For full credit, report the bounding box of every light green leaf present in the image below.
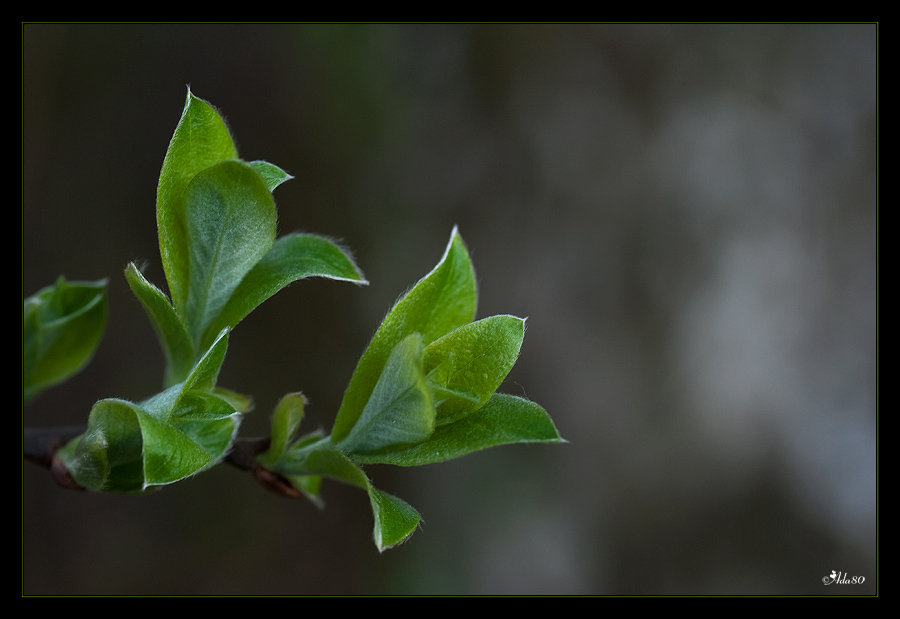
[275,438,369,488]
[180,160,277,344]
[157,89,239,313]
[332,227,476,443]
[135,408,219,487]
[336,333,435,456]
[23,277,107,402]
[424,315,525,426]
[181,328,230,394]
[350,393,565,467]
[369,488,421,551]
[201,233,366,350]
[249,160,294,192]
[124,263,194,387]
[211,386,254,414]
[258,392,308,467]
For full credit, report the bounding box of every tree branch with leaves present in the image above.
[23,89,564,552]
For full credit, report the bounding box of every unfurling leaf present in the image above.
[55,330,240,493]
[26,86,563,556]
[157,89,239,314]
[332,227,475,443]
[23,277,107,402]
[336,333,435,455]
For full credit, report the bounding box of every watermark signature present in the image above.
[822,570,866,585]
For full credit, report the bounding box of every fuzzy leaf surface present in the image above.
[424,315,524,426]
[258,392,307,467]
[125,263,194,386]
[157,89,238,312]
[55,331,240,493]
[180,159,277,345]
[350,393,564,467]
[201,233,366,349]
[336,333,435,456]
[249,160,294,192]
[332,227,475,443]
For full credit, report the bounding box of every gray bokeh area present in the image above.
[23,24,877,595]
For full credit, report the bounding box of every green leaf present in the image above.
[23,277,107,402]
[249,160,294,192]
[212,387,254,413]
[201,233,366,350]
[258,392,308,467]
[350,393,565,467]
[332,227,476,443]
[153,90,364,365]
[336,333,435,456]
[55,330,240,493]
[180,159,277,344]
[424,315,525,426]
[124,263,195,387]
[55,398,145,493]
[135,406,222,487]
[369,487,421,552]
[269,439,421,551]
[284,474,324,507]
[157,89,239,313]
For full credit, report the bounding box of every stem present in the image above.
[23,426,297,495]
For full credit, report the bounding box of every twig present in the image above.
[23,427,299,497]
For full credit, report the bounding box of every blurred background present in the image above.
[23,23,876,595]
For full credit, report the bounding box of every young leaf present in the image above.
[23,277,107,402]
[424,315,525,426]
[332,227,476,443]
[336,333,435,456]
[350,393,565,467]
[158,89,239,313]
[179,160,277,344]
[55,398,146,493]
[200,233,366,351]
[268,439,421,551]
[124,263,194,387]
[249,160,294,192]
[369,487,421,552]
[55,330,241,493]
[258,392,308,467]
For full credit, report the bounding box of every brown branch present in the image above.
[23,426,85,469]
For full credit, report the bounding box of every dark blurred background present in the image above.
[23,23,876,595]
